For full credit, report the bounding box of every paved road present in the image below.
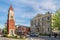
[28,36,60,40]
[0,36,60,40]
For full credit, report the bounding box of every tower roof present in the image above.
[9,5,13,11]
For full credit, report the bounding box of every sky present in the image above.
[0,0,60,29]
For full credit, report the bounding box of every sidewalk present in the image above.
[6,38,29,40]
[0,37,29,40]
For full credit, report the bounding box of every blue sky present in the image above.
[0,0,60,29]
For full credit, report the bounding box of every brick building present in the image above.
[0,29,2,34]
[16,25,30,36]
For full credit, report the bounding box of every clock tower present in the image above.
[7,5,16,36]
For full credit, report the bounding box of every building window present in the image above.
[31,20,33,26]
[42,18,44,21]
[42,22,43,26]
[42,28,44,32]
[47,16,50,20]
[38,19,40,25]
[48,27,49,32]
[34,20,36,26]
[37,28,39,32]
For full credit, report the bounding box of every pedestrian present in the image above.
[49,34,51,37]
[54,33,57,38]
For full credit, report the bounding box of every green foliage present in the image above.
[53,10,60,30]
[39,33,49,36]
[3,26,7,34]
[2,26,8,37]
[8,36,17,38]
[3,34,7,37]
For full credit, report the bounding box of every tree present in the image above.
[2,26,8,37]
[53,10,60,30]
[2,26,7,34]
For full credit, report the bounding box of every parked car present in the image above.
[30,33,38,37]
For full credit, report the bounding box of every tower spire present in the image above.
[9,5,13,11]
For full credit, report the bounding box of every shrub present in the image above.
[3,34,7,37]
[12,36,17,38]
[39,33,49,36]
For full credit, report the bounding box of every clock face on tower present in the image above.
[11,16,13,18]
[11,16,13,19]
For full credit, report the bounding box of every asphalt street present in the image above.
[28,36,60,40]
[0,36,60,40]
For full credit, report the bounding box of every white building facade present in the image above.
[30,12,52,35]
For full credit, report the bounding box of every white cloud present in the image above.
[14,7,36,18]
[40,1,56,11]
[10,0,57,14]
[15,19,30,26]
[0,24,5,29]
[15,19,26,23]
[10,0,58,26]
[16,22,30,26]
[13,0,58,26]
[20,13,36,18]
[18,0,57,13]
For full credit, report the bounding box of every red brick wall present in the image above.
[7,19,15,34]
[18,26,30,35]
